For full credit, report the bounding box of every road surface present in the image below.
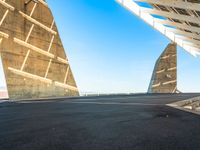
[1,94,200,150]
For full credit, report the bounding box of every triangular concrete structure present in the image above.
[0,0,79,99]
[148,43,177,93]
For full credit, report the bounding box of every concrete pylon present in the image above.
[0,0,79,99]
[148,43,177,93]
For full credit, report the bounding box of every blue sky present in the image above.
[1,0,200,93]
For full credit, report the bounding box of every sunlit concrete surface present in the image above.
[148,43,177,93]
[0,0,79,100]
[168,96,200,115]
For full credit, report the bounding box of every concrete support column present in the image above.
[0,0,79,99]
[148,43,177,93]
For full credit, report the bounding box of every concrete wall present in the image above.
[0,0,79,99]
[148,43,177,93]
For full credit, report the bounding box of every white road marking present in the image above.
[67,101,163,106]
[13,96,168,103]
[0,100,9,103]
[12,95,195,104]
[65,95,173,102]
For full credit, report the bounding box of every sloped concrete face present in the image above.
[0,0,79,99]
[167,96,200,115]
[148,43,177,93]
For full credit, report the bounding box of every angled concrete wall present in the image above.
[0,0,79,99]
[148,43,177,93]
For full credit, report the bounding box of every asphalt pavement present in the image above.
[1,93,200,150]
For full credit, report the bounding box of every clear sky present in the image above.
[0,0,200,93]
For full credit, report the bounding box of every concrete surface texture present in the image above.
[1,93,200,150]
[148,43,177,93]
[0,0,79,100]
[168,96,200,115]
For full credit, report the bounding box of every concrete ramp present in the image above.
[167,96,200,115]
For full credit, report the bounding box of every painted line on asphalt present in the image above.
[0,100,9,103]
[67,101,164,106]
[14,96,165,104]
[13,95,197,104]
[65,95,195,102]
[12,96,154,103]
[63,96,173,102]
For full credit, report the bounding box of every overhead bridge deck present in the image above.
[117,0,200,56]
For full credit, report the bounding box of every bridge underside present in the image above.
[0,0,79,99]
[116,0,199,93]
[117,0,200,56]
